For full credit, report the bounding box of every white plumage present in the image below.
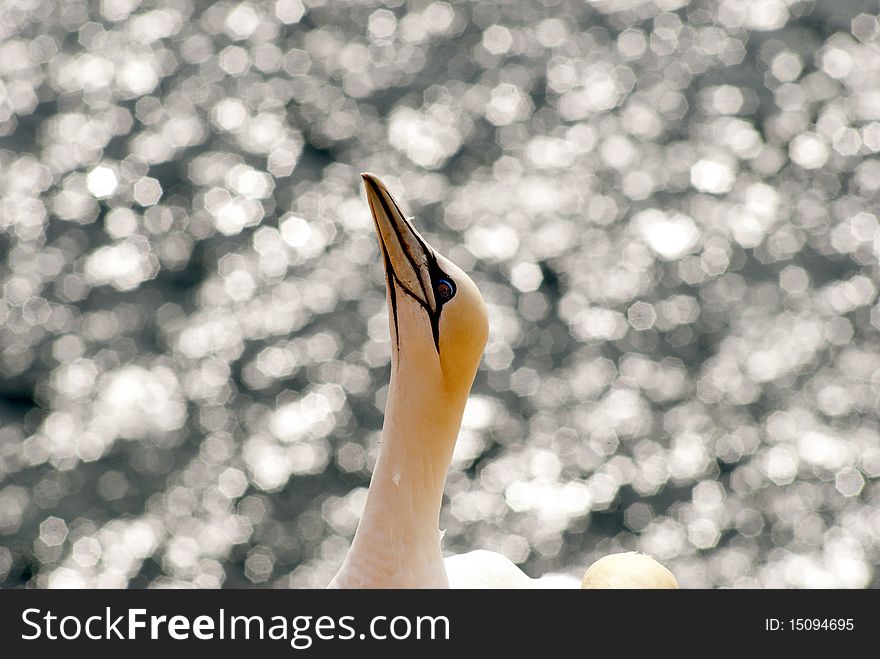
[445,551,580,589]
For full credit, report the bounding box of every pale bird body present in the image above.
[329,174,677,590]
[581,552,679,589]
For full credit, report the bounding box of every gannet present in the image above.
[329,173,677,589]
[329,172,487,588]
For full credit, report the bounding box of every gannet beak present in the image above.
[361,172,438,314]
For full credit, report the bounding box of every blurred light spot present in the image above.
[835,468,865,497]
[483,25,512,55]
[276,0,305,24]
[745,0,789,31]
[98,471,129,501]
[627,301,656,331]
[0,548,12,581]
[86,165,118,198]
[244,546,275,583]
[466,225,519,261]
[95,365,186,440]
[85,238,158,291]
[105,208,139,239]
[485,83,533,126]
[688,518,720,549]
[226,4,261,41]
[640,518,685,561]
[226,165,274,199]
[617,27,647,59]
[388,105,464,169]
[510,262,543,292]
[764,446,799,486]
[624,502,653,531]
[779,265,809,295]
[0,486,29,534]
[636,209,700,260]
[423,2,456,35]
[369,9,397,41]
[770,51,802,81]
[270,390,339,443]
[39,517,68,547]
[816,385,851,417]
[789,132,828,169]
[218,468,249,499]
[219,45,250,76]
[280,213,327,258]
[132,177,162,206]
[690,158,736,194]
[832,127,861,157]
[118,58,159,97]
[212,98,248,132]
[536,18,567,48]
[820,46,853,80]
[704,85,744,114]
[569,307,628,342]
[336,442,366,473]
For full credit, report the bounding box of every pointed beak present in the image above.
[361,172,437,314]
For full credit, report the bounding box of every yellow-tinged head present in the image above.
[581,552,679,589]
[361,173,488,399]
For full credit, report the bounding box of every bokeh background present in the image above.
[1,0,879,589]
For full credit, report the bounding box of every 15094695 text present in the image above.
[765,618,855,632]
[790,619,854,631]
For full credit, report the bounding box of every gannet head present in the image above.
[362,173,488,398]
[581,552,679,589]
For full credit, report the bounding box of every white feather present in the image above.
[445,550,579,589]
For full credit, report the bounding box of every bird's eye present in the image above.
[435,278,456,301]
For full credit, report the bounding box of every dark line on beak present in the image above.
[365,177,443,353]
[388,191,434,261]
[364,177,443,355]
[380,243,400,352]
[373,184,433,305]
[373,215,437,354]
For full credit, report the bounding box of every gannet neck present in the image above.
[330,173,486,589]
[330,363,465,588]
